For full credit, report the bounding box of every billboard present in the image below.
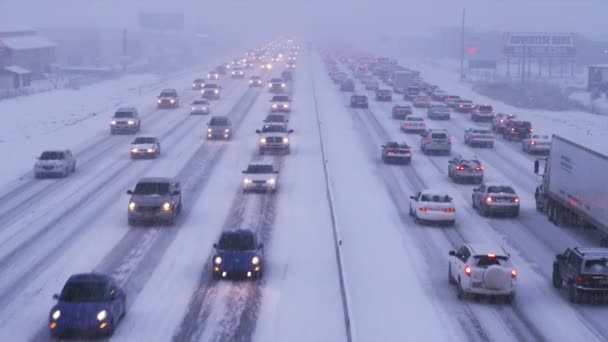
[138,12,184,30]
[503,32,576,58]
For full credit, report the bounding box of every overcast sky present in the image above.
[1,0,607,40]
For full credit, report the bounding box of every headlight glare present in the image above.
[97,310,107,321]
[162,202,171,211]
[110,120,117,125]
[283,137,289,143]
[260,138,266,143]
[214,256,222,264]
[129,202,136,211]
[252,256,260,265]
[52,310,61,320]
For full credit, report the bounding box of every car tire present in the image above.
[409,206,414,216]
[568,281,581,304]
[512,208,520,217]
[128,218,137,226]
[448,264,456,285]
[457,278,465,300]
[62,167,69,178]
[480,204,488,217]
[505,293,515,304]
[489,143,494,148]
[472,196,477,208]
[552,269,563,289]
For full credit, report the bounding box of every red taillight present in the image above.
[485,196,493,203]
[531,140,536,145]
[387,151,395,155]
[404,152,411,155]
[419,207,429,212]
[464,266,472,276]
[456,165,464,171]
[530,128,534,132]
[514,197,520,203]
[500,119,504,123]
[511,269,517,278]
[426,138,431,144]
[472,136,477,140]
[577,275,584,285]
[448,139,452,145]
[444,208,455,213]
[421,123,426,127]
[476,166,484,171]
[511,128,515,132]
[406,123,411,127]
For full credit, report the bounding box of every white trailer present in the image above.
[534,135,608,244]
[392,71,415,94]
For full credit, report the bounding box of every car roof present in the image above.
[467,243,508,257]
[248,159,275,167]
[420,189,451,197]
[137,177,173,183]
[116,107,136,112]
[67,273,113,284]
[573,247,608,257]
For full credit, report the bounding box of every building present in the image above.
[0,28,57,76]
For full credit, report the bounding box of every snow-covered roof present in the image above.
[468,243,509,257]
[2,65,31,74]
[0,35,56,50]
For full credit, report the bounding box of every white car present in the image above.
[190,100,210,115]
[401,116,426,133]
[256,124,293,154]
[409,190,455,226]
[242,160,279,192]
[448,243,517,303]
[270,95,291,113]
[521,133,551,154]
[464,128,495,148]
[130,137,161,159]
[34,150,76,178]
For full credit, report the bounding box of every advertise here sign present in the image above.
[503,33,576,58]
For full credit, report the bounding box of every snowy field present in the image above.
[1,43,608,342]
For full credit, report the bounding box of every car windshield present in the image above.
[460,160,480,168]
[459,100,473,104]
[246,165,274,173]
[431,133,447,139]
[420,194,452,203]
[251,76,260,80]
[204,84,218,89]
[210,118,229,126]
[60,282,107,303]
[218,233,255,251]
[133,182,170,195]
[487,186,515,194]
[272,96,289,101]
[532,134,550,140]
[270,79,283,83]
[193,100,208,105]
[194,79,204,83]
[583,258,608,274]
[473,130,491,134]
[266,115,285,122]
[40,151,65,160]
[408,117,423,122]
[114,111,134,118]
[475,255,508,267]
[133,137,156,144]
[262,125,287,133]
[160,92,176,97]
[478,105,493,111]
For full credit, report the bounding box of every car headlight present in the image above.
[268,84,272,88]
[97,310,107,321]
[224,128,230,133]
[284,104,289,108]
[207,75,211,78]
[260,138,266,143]
[281,84,286,88]
[214,90,219,94]
[52,310,61,320]
[157,99,161,103]
[250,80,253,84]
[170,99,175,103]
[214,256,222,264]
[162,202,171,211]
[130,148,138,153]
[267,178,275,184]
[147,148,155,153]
[272,104,277,108]
[193,83,196,87]
[244,178,252,184]
[208,128,212,133]
[127,120,135,125]
[192,107,196,110]
[129,202,136,211]
[283,137,289,143]
[252,256,260,265]
[110,120,117,125]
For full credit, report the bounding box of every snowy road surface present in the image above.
[0,44,607,342]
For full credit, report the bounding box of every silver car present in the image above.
[34,150,76,178]
[420,129,451,155]
[472,183,520,217]
[191,100,210,115]
[207,116,232,140]
[110,107,141,134]
[464,128,495,148]
[127,177,182,225]
[448,155,484,184]
[521,133,551,154]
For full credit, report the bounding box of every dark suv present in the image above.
[503,120,533,141]
[350,95,368,108]
[553,247,608,303]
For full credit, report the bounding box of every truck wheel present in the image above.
[552,269,563,289]
[457,279,465,300]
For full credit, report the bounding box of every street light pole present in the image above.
[459,8,466,81]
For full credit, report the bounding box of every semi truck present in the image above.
[392,70,415,94]
[534,135,608,245]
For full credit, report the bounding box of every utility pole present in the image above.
[459,8,466,81]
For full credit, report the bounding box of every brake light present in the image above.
[406,123,411,127]
[448,139,452,145]
[426,138,431,144]
[511,128,515,132]
[472,136,477,140]
[476,166,484,171]
[577,275,584,285]
[511,269,517,278]
[500,119,504,123]
[485,196,493,203]
[419,207,429,212]
[487,253,496,258]
[456,165,464,171]
[514,197,520,203]
[464,266,472,276]
[444,208,455,213]
[530,128,534,132]
[421,123,425,126]
[531,140,536,145]
[387,151,395,155]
